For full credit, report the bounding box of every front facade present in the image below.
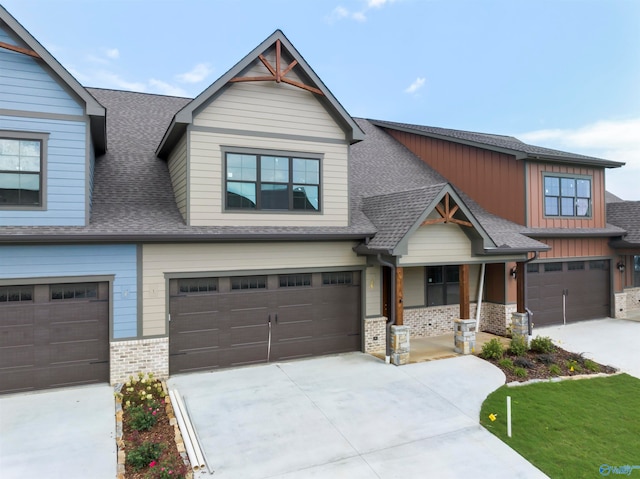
[0,6,634,394]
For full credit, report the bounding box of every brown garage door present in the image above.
[527,260,610,327]
[0,282,109,394]
[169,271,361,374]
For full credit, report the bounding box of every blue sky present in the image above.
[4,0,639,199]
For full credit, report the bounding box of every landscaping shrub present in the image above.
[513,367,528,378]
[498,358,514,371]
[480,338,504,360]
[126,440,164,471]
[127,402,161,431]
[144,451,189,479]
[508,335,528,357]
[536,353,556,365]
[584,359,601,373]
[566,359,583,373]
[514,357,535,369]
[548,364,561,376]
[530,336,556,354]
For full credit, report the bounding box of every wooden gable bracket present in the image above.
[421,193,473,228]
[0,41,41,59]
[229,39,324,96]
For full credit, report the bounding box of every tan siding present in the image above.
[193,79,344,139]
[188,130,349,226]
[365,265,381,316]
[469,264,480,300]
[386,130,526,225]
[141,242,364,335]
[536,237,614,260]
[400,224,473,265]
[527,161,606,228]
[404,266,425,307]
[167,134,188,221]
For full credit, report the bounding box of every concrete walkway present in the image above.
[536,317,640,379]
[0,384,117,479]
[169,353,547,479]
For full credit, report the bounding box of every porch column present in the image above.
[459,264,470,319]
[516,261,525,313]
[395,266,404,325]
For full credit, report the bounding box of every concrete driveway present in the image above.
[0,384,117,479]
[168,353,547,479]
[537,318,640,379]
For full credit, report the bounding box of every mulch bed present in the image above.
[123,401,184,479]
[483,346,618,383]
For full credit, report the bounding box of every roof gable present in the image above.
[0,5,106,153]
[157,30,364,158]
[361,184,497,255]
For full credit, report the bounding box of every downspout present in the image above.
[377,253,395,363]
[474,263,486,332]
[521,252,539,337]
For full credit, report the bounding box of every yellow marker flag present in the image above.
[489,413,497,422]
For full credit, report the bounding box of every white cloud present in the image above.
[96,71,147,92]
[327,0,398,22]
[176,63,213,84]
[148,79,188,97]
[518,118,640,201]
[405,77,425,94]
[105,48,120,60]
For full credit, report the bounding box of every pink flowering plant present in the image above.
[117,372,189,478]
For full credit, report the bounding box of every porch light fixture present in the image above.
[510,266,517,280]
[617,261,625,273]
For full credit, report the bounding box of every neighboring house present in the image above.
[0,6,631,393]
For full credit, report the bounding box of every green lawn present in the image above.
[480,374,640,479]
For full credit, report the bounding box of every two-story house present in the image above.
[0,5,635,394]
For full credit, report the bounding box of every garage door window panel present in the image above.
[178,278,218,294]
[231,276,267,290]
[279,274,312,288]
[0,285,33,302]
[51,283,98,301]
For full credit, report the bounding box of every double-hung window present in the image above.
[634,256,640,288]
[0,133,46,207]
[225,152,320,211]
[544,175,591,217]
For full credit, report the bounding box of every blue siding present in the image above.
[0,26,83,116]
[0,244,138,339]
[0,115,87,225]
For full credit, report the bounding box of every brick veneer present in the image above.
[110,337,169,384]
[364,302,516,353]
[364,316,386,353]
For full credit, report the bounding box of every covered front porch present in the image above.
[370,331,510,363]
[357,188,549,364]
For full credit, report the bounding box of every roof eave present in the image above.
[369,120,527,160]
[0,231,374,244]
[525,154,624,169]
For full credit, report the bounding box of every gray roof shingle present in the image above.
[0,89,617,255]
[607,201,640,247]
[370,119,624,168]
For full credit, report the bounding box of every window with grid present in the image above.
[231,276,267,290]
[635,256,640,287]
[0,286,33,302]
[51,283,98,301]
[178,278,218,294]
[225,152,320,211]
[322,272,352,285]
[543,175,591,217]
[425,265,459,306]
[279,274,312,288]
[0,136,43,206]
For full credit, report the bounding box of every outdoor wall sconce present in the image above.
[617,261,626,273]
[510,266,517,279]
